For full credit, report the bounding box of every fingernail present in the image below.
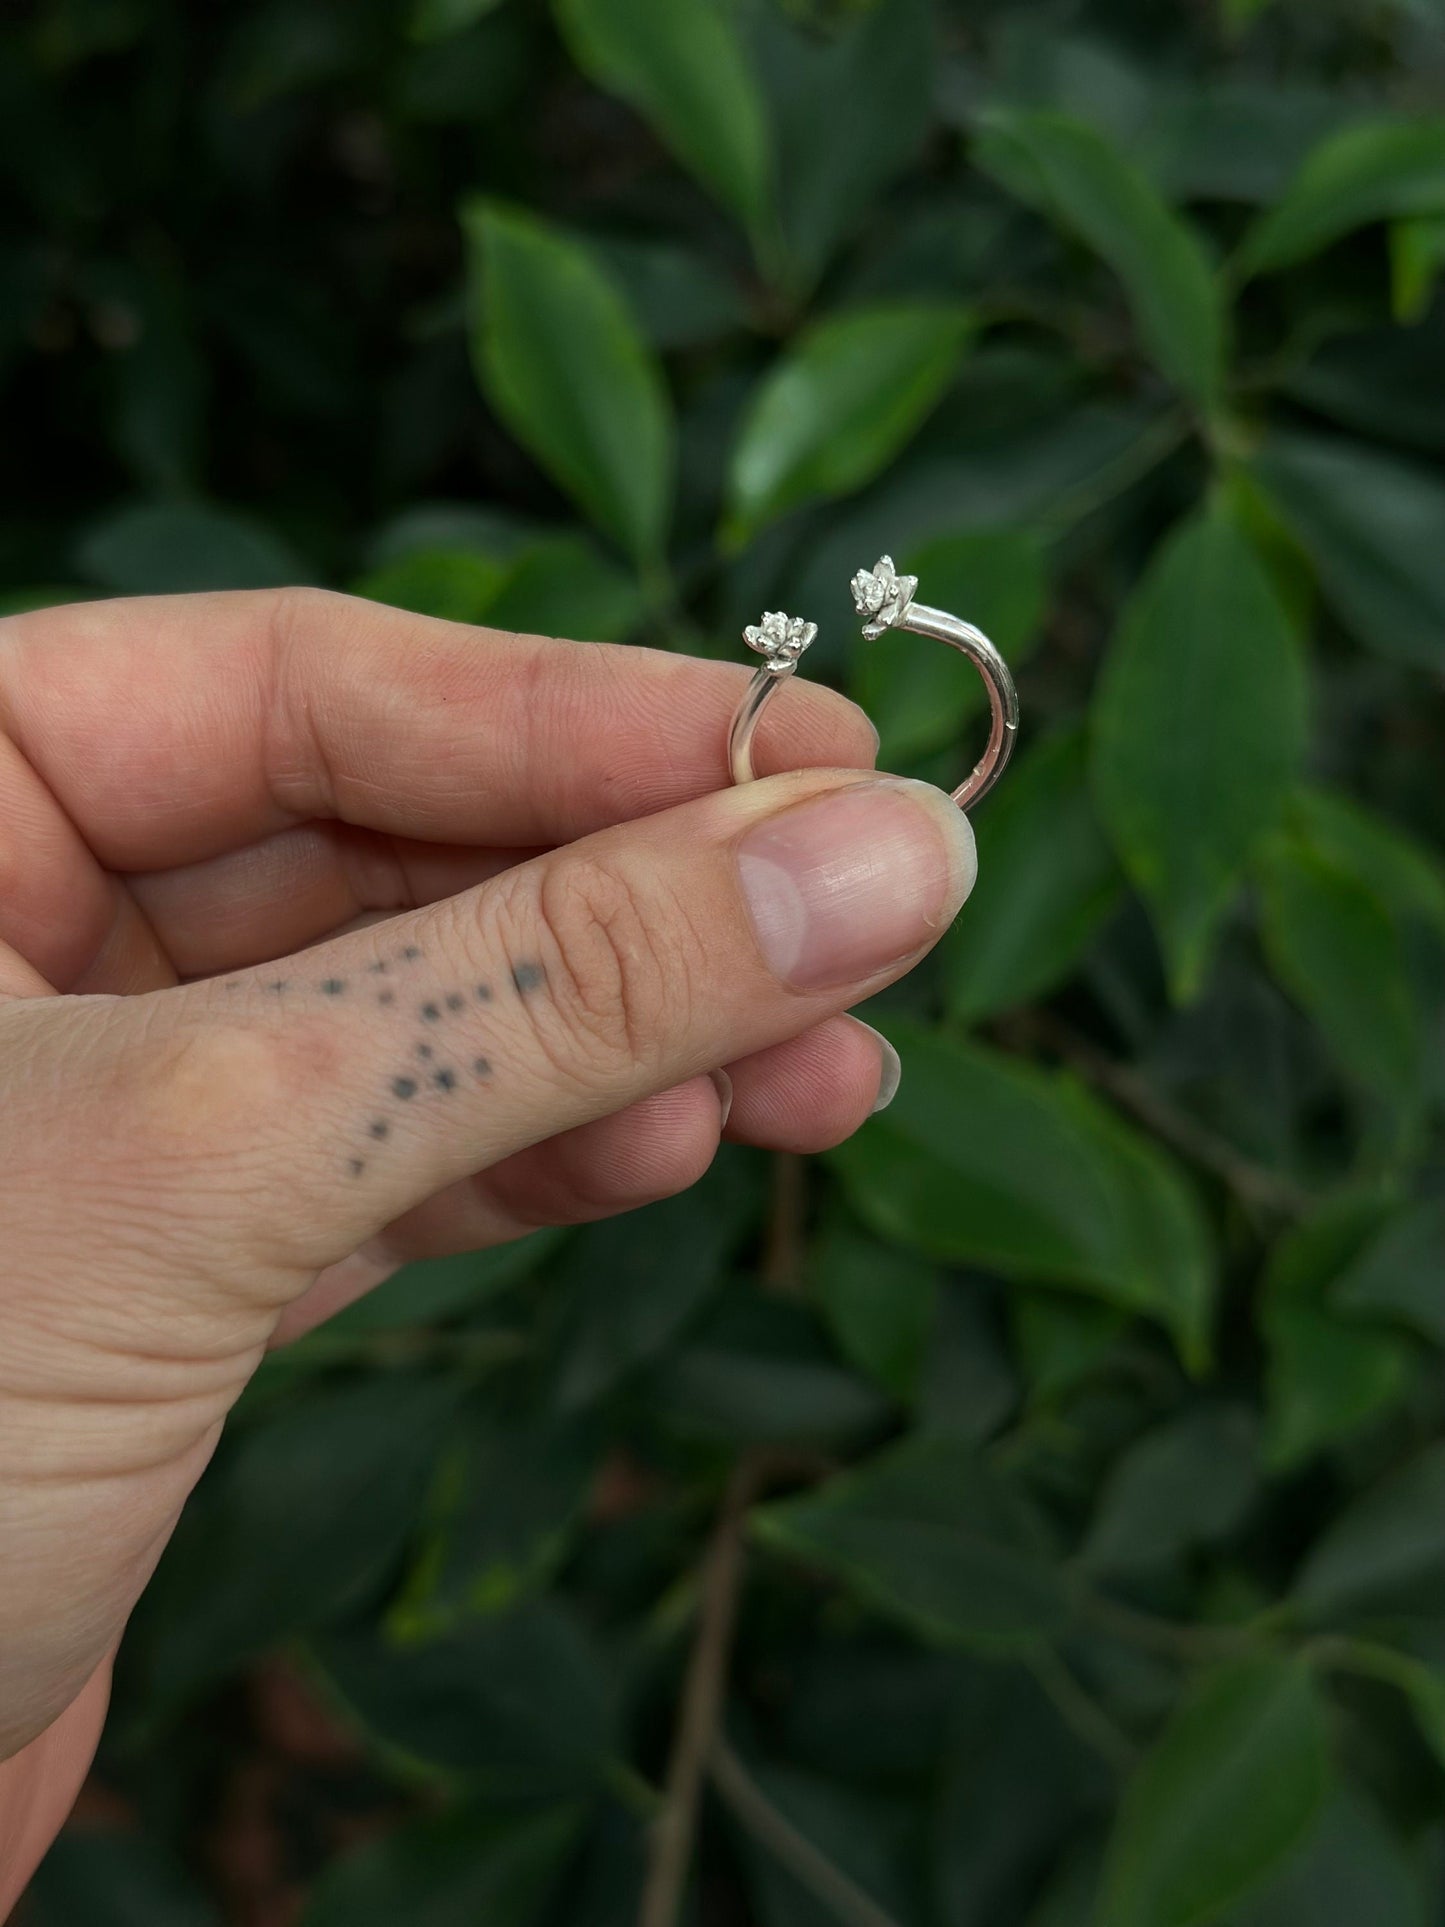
[854,1022,902,1114]
[708,1068,734,1130]
[738,779,976,991]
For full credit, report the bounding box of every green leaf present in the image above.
[650,1289,891,1447]
[1261,1197,1416,1473]
[462,199,673,563]
[1097,1656,1332,1927]
[396,1404,598,1632]
[946,726,1123,1023]
[1091,508,1307,1000]
[118,1374,457,1713]
[315,1602,618,1794]
[810,1216,937,1404]
[753,1434,1071,1650]
[1229,1790,1427,1927]
[1257,832,1422,1106]
[354,548,510,623]
[916,1282,1019,1445]
[830,1023,1214,1370]
[1238,118,1445,276]
[750,0,934,292]
[1249,431,1445,672]
[725,303,972,545]
[481,532,645,642]
[1013,1292,1131,1408]
[1316,1641,1445,1777]
[1292,1442,1445,1624]
[555,0,771,239]
[972,108,1226,405]
[1082,1406,1259,1579]
[1292,789,1445,939]
[851,527,1047,770]
[297,1232,563,1343]
[1332,1200,1445,1348]
[1389,214,1445,324]
[75,501,306,594]
[546,1153,761,1410]
[302,1803,584,1927]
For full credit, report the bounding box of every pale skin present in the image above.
[0,589,976,1908]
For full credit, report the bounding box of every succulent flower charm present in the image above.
[743,610,818,671]
[850,555,918,640]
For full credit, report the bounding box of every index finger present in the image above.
[0,589,877,872]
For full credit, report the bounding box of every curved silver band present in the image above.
[900,600,1019,811]
[727,608,1018,811]
[728,662,793,788]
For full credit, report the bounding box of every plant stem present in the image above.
[1081,1590,1265,1662]
[761,1151,808,1293]
[709,1739,904,1927]
[638,1457,763,1927]
[1027,1647,1137,1772]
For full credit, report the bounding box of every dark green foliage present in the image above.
[7,0,1445,1919]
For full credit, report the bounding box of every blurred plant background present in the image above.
[6,0,1445,1921]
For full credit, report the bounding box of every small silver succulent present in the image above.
[743,610,818,671]
[851,555,918,639]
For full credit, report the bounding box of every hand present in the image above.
[0,589,975,1884]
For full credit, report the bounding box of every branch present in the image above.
[761,1151,808,1293]
[709,1739,903,1927]
[639,1457,765,1927]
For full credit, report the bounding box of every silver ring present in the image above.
[850,555,1018,811]
[727,559,1019,811]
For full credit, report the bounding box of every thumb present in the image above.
[129,768,975,1282]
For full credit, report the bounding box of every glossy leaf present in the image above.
[1258,832,1422,1106]
[751,0,934,290]
[1250,430,1445,672]
[1293,1442,1445,1623]
[463,200,673,562]
[354,548,509,622]
[1332,1199,1445,1347]
[315,1602,618,1794]
[1239,118,1445,275]
[1390,214,1445,324]
[1097,1656,1332,1927]
[1082,1406,1259,1577]
[396,1404,598,1632]
[302,1803,584,1927]
[753,1433,1071,1649]
[946,726,1123,1022]
[830,1023,1214,1370]
[1230,1791,1427,1927]
[1260,1199,1416,1471]
[726,303,972,544]
[119,1374,458,1713]
[1092,508,1307,1000]
[810,1215,937,1403]
[973,108,1226,405]
[555,0,771,238]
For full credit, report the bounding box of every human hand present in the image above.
[0,589,974,1875]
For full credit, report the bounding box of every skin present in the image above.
[0,589,975,1907]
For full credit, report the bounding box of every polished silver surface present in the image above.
[849,554,1018,810]
[729,609,816,786]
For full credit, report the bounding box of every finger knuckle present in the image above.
[505,852,699,1090]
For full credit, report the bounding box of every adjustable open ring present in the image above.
[850,555,1018,811]
[727,558,1019,811]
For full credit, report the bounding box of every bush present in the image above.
[8,0,1445,1922]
